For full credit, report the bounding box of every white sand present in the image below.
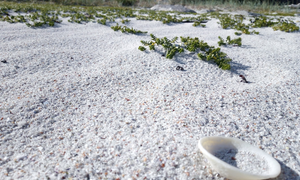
[1,12,300,179]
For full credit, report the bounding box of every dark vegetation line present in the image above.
[2,0,300,7]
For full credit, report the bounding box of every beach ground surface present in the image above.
[1,9,300,179]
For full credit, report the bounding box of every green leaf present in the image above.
[138,46,146,51]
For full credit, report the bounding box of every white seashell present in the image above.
[198,136,281,180]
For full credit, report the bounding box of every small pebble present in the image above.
[176,66,184,71]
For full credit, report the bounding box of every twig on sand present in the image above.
[240,75,248,83]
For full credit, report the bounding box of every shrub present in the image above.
[116,0,136,6]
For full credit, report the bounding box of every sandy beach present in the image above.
[1,8,300,179]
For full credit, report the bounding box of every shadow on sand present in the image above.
[268,159,300,180]
[172,51,252,76]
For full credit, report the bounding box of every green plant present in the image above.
[218,36,242,46]
[121,18,130,24]
[234,32,242,36]
[111,23,147,34]
[140,35,232,70]
[111,23,122,31]
[227,36,242,46]
[180,36,232,70]
[218,13,236,29]
[217,13,259,34]
[138,46,146,51]
[68,12,95,23]
[198,47,231,70]
[193,21,206,27]
[250,16,277,28]
[140,34,184,59]
[180,37,208,52]
[218,36,226,46]
[96,15,115,25]
[272,19,299,32]
[181,36,232,70]
[97,18,107,25]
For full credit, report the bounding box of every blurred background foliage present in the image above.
[0,0,299,11]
